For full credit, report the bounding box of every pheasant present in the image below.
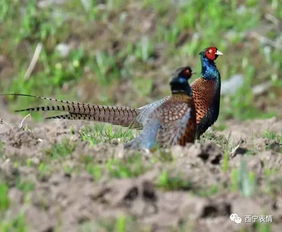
[1,47,222,138]
[125,66,196,149]
[136,46,223,138]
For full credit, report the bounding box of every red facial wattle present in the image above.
[204,47,223,61]
[205,47,217,60]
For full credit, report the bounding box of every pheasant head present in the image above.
[170,66,193,96]
[199,47,223,81]
[200,47,223,61]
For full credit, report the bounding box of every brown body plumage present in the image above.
[159,94,196,145]
[125,66,196,149]
[191,78,217,124]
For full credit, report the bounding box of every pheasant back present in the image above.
[125,94,196,149]
[156,95,196,146]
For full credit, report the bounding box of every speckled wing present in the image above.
[124,118,161,149]
[156,101,195,147]
[136,97,169,125]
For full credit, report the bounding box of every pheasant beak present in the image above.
[215,50,223,56]
[192,71,196,75]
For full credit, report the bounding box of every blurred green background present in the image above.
[0,0,281,123]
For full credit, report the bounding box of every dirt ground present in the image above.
[0,103,281,232]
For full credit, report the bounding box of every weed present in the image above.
[63,164,76,175]
[92,51,121,86]
[114,215,129,232]
[38,163,51,178]
[156,171,192,191]
[16,179,35,193]
[153,150,174,163]
[86,163,103,181]
[45,139,76,159]
[106,154,146,178]
[264,131,282,143]
[92,215,135,232]
[0,182,10,211]
[0,141,5,158]
[263,131,282,151]
[230,159,256,197]
[221,151,230,172]
[79,154,94,164]
[134,37,155,62]
[255,221,272,232]
[1,0,280,122]
[195,185,219,197]
[0,212,27,232]
[80,124,134,146]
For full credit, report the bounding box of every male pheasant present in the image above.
[125,66,196,149]
[1,47,222,138]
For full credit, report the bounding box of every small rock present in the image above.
[221,74,244,96]
[56,43,71,57]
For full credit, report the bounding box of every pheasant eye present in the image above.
[184,69,190,75]
[208,49,213,53]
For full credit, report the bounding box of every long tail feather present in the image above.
[15,105,69,113]
[0,93,79,105]
[46,111,140,128]
[1,93,141,128]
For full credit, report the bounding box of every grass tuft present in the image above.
[107,154,147,179]
[156,171,192,191]
[45,139,76,159]
[0,183,10,211]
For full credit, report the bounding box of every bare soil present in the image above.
[0,105,281,232]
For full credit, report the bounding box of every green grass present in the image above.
[38,163,51,177]
[263,130,282,142]
[196,185,219,197]
[84,215,134,232]
[86,163,103,180]
[0,141,5,158]
[0,182,10,211]
[230,159,256,197]
[0,0,281,121]
[16,179,35,193]
[106,154,147,178]
[255,222,272,232]
[156,171,220,197]
[114,215,129,232]
[83,153,147,180]
[80,124,134,146]
[45,139,76,159]
[0,213,27,232]
[152,150,174,163]
[263,130,282,152]
[221,151,230,172]
[156,171,192,191]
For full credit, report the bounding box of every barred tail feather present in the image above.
[31,104,139,127]
[15,105,69,113]
[1,93,141,128]
[46,110,140,128]
[0,93,79,105]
